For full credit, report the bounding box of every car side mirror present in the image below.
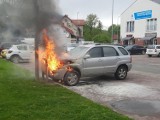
[84,54,90,59]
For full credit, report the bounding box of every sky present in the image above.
[58,0,137,29]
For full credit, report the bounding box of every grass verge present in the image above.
[0,59,132,120]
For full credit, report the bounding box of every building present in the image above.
[61,15,85,43]
[121,0,160,46]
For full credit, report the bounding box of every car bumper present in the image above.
[146,52,158,55]
[127,63,132,71]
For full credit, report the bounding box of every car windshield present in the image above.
[147,45,155,49]
[69,46,89,58]
[125,45,133,50]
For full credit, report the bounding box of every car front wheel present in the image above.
[10,55,20,63]
[64,70,80,86]
[115,66,127,80]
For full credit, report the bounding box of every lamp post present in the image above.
[117,15,120,43]
[111,0,114,44]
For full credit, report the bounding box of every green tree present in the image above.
[97,20,103,31]
[108,24,120,40]
[92,31,110,43]
[84,14,105,41]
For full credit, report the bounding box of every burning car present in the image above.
[40,31,132,86]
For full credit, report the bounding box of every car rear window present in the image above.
[118,47,129,55]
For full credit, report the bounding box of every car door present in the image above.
[82,47,104,77]
[131,46,137,54]
[102,46,119,73]
[17,45,30,59]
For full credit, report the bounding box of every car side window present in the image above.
[118,47,128,55]
[87,47,103,58]
[132,46,137,49]
[17,45,28,50]
[103,47,118,57]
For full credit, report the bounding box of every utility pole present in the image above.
[34,0,40,80]
[77,12,79,19]
[117,16,120,43]
[111,0,114,44]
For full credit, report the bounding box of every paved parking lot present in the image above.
[18,55,160,120]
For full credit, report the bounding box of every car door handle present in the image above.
[98,59,102,62]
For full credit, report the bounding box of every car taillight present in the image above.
[8,51,12,54]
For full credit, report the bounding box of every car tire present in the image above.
[64,70,80,86]
[10,55,20,63]
[142,50,145,55]
[148,55,152,57]
[115,66,127,80]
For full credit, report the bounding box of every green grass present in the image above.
[0,59,132,120]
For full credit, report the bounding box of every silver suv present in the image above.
[42,44,132,86]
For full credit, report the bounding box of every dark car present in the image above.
[125,45,146,55]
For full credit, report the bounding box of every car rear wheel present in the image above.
[115,66,127,80]
[10,55,20,63]
[64,70,80,86]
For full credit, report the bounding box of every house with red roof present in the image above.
[61,15,85,43]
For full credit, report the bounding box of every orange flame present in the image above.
[39,29,63,72]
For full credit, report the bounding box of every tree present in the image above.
[107,24,120,42]
[97,20,103,31]
[86,14,99,31]
[84,14,104,41]
[92,31,110,43]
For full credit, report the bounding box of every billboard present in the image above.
[134,10,152,20]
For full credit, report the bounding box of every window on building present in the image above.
[146,18,157,31]
[126,21,134,32]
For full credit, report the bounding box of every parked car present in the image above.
[125,45,146,55]
[146,45,160,57]
[6,44,34,63]
[0,42,23,55]
[42,44,132,86]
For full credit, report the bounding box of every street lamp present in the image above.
[116,16,120,43]
[111,0,114,44]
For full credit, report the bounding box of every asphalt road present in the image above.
[18,55,160,120]
[132,55,160,75]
